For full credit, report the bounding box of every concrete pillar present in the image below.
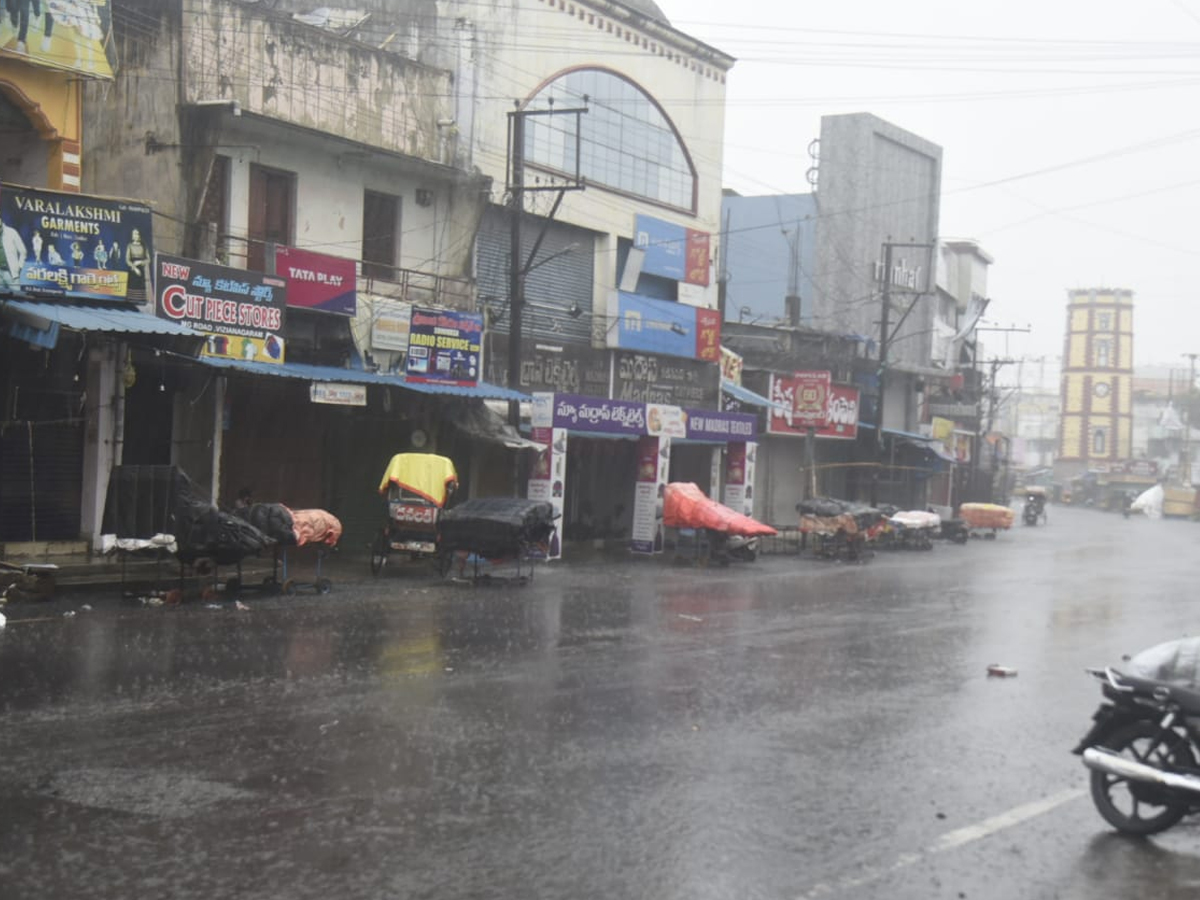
[81,342,122,551]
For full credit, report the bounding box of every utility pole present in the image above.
[506,106,526,428]
[504,100,587,427]
[1183,353,1198,484]
[874,240,894,452]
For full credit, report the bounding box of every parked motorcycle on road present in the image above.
[1074,637,1200,835]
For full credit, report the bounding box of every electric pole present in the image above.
[504,101,587,426]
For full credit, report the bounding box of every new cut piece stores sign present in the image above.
[155,255,287,363]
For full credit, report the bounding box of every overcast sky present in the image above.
[658,0,1200,377]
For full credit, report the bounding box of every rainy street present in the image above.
[2,505,1200,900]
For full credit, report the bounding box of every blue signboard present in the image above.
[405,307,483,386]
[610,292,722,361]
[634,214,686,282]
[1,183,154,302]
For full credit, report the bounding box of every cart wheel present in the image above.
[370,531,389,576]
[282,579,298,596]
[225,576,241,594]
[315,578,332,595]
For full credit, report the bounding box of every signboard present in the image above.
[613,351,719,407]
[550,394,647,436]
[646,404,686,439]
[310,383,366,406]
[608,292,721,362]
[767,371,829,432]
[275,245,356,316]
[633,214,710,286]
[720,346,744,385]
[0,2,116,77]
[631,435,670,554]
[768,376,859,440]
[485,335,611,396]
[0,184,154,302]
[527,417,566,560]
[684,409,758,443]
[404,307,483,386]
[370,298,413,352]
[724,442,757,516]
[155,254,287,363]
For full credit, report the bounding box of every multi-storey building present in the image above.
[1055,288,1135,482]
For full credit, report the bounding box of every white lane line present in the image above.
[800,787,1086,899]
[929,787,1086,853]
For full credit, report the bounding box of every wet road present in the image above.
[2,505,1200,899]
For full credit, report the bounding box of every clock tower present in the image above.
[1056,288,1134,477]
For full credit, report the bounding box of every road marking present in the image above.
[929,787,1085,853]
[800,787,1086,899]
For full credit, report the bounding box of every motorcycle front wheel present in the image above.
[1089,720,1196,835]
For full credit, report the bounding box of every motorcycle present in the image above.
[1022,487,1047,526]
[1073,637,1200,835]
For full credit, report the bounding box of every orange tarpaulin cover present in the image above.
[378,453,458,506]
[663,482,777,537]
[287,508,343,547]
[958,502,1014,529]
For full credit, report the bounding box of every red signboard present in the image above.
[695,307,721,361]
[768,374,859,440]
[769,371,831,430]
[275,245,357,316]
[685,229,711,286]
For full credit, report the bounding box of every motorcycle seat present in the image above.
[1112,670,1200,716]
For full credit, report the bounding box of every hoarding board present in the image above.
[0,184,153,302]
[404,307,483,386]
[275,245,356,316]
[608,292,721,362]
[155,254,287,364]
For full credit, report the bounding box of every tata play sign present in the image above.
[768,374,859,439]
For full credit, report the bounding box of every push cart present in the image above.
[435,497,557,584]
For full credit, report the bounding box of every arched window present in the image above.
[1095,339,1111,368]
[1093,429,1107,455]
[523,69,696,210]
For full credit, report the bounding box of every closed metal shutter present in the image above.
[476,206,594,346]
[0,420,84,542]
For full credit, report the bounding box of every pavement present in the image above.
[0,537,655,609]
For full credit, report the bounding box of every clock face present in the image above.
[1093,382,1110,398]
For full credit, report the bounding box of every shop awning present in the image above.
[897,436,958,464]
[197,356,530,402]
[720,378,787,412]
[858,422,959,463]
[1,298,200,350]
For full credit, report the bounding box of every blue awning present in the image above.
[1,298,200,350]
[720,378,787,412]
[197,356,530,402]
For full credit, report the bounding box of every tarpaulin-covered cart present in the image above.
[100,465,273,594]
[662,482,777,565]
[371,453,458,576]
[958,502,1014,538]
[436,497,558,583]
[236,504,343,594]
[797,498,887,561]
[886,510,941,551]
